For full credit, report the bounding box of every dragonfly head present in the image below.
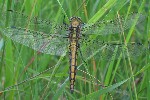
[70,17,82,27]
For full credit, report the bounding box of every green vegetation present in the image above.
[0,0,149,99]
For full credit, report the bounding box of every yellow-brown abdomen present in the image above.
[69,41,78,93]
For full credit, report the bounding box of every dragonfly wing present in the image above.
[81,13,145,35]
[3,26,68,55]
[1,10,69,55]
[80,37,148,61]
[102,42,147,60]
[1,10,69,35]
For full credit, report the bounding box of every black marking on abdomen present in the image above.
[69,41,78,93]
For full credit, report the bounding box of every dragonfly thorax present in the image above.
[70,17,82,27]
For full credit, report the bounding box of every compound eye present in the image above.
[72,21,79,27]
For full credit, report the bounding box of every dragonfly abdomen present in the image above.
[69,40,78,93]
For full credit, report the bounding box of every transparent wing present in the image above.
[80,37,149,61]
[1,10,69,34]
[1,10,69,55]
[3,27,68,55]
[81,13,145,35]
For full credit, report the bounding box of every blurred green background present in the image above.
[0,0,150,99]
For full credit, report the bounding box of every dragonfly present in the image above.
[0,10,147,93]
